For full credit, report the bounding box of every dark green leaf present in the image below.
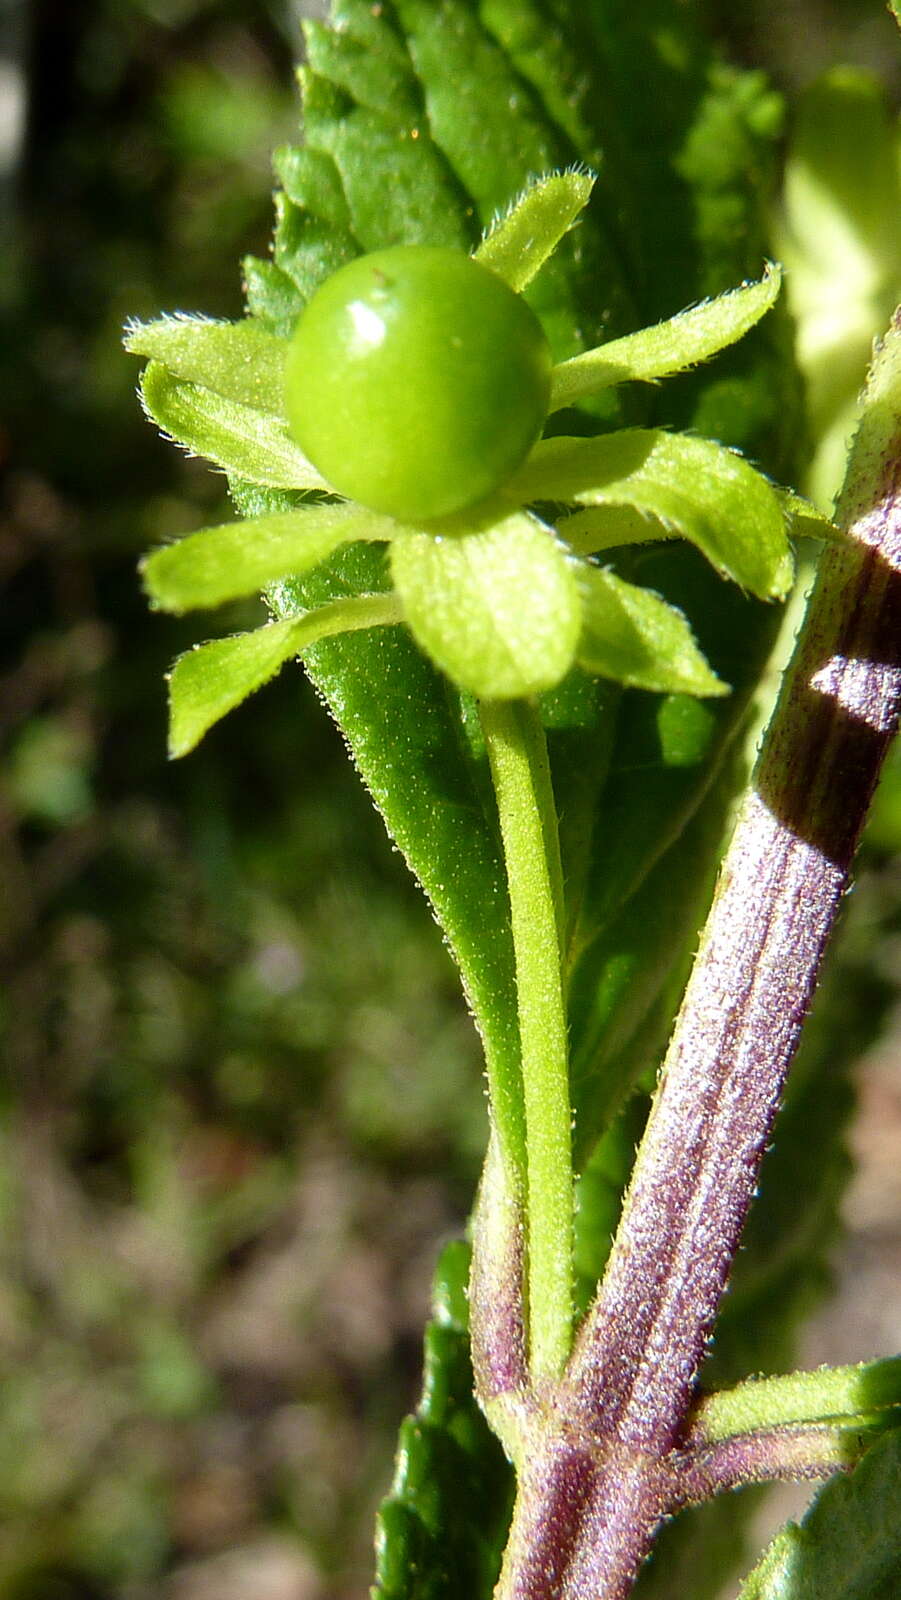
[265,538,526,1178]
[736,1431,901,1600]
[372,1242,513,1600]
[568,746,741,1165]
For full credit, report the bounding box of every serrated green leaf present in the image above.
[242,256,304,335]
[299,4,474,260]
[475,170,594,292]
[140,363,327,490]
[126,316,288,411]
[372,1242,513,1600]
[575,563,728,698]
[388,0,636,382]
[514,430,793,600]
[168,593,401,757]
[736,1431,901,1600]
[390,513,581,699]
[550,265,782,411]
[143,504,396,614]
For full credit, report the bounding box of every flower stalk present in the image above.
[480,696,573,1384]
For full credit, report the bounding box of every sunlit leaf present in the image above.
[575,563,727,698]
[126,316,289,412]
[390,512,581,698]
[168,593,401,757]
[475,170,595,292]
[514,430,793,600]
[143,504,396,614]
[736,1430,901,1599]
[550,266,782,410]
[140,363,328,490]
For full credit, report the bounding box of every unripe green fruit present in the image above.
[284,246,552,522]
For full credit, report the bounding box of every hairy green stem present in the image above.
[480,696,573,1382]
[689,1358,901,1445]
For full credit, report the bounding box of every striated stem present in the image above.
[498,313,901,1599]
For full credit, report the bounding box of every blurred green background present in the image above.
[1,3,900,1598]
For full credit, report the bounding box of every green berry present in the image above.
[284,246,552,522]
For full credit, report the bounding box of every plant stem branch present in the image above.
[688,1357,901,1444]
[480,696,573,1383]
[498,314,901,1598]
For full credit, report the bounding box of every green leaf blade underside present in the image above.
[512,430,793,601]
[262,534,526,1184]
[143,505,396,614]
[168,593,401,758]
[140,363,327,490]
[372,1241,514,1600]
[126,316,289,411]
[474,169,594,292]
[390,515,581,700]
[575,564,727,699]
[736,1431,901,1600]
[550,264,783,411]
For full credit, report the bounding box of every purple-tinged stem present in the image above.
[499,317,901,1600]
[673,1426,858,1504]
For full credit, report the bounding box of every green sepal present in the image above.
[474,169,595,292]
[550,265,783,411]
[390,513,581,699]
[143,505,397,614]
[736,1430,901,1599]
[777,489,843,543]
[575,563,728,699]
[372,1241,514,1600]
[140,363,327,491]
[513,430,793,601]
[167,593,401,758]
[125,316,289,412]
